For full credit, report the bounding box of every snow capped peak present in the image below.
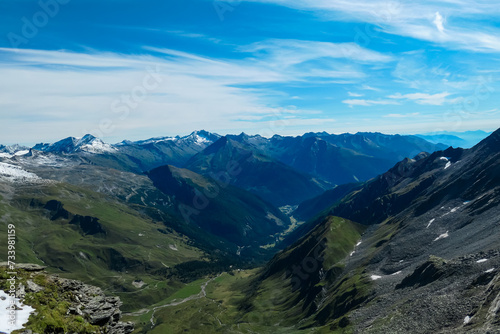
[0,144,30,154]
[76,134,97,146]
[181,130,221,145]
[32,134,115,154]
[116,135,180,146]
[14,131,221,156]
[79,138,116,153]
[0,144,30,159]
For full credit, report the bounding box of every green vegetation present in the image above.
[0,267,100,334]
[153,277,205,304]
[323,217,366,268]
[136,216,368,333]
[0,182,204,311]
[127,269,317,334]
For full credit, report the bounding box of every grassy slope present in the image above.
[129,217,367,333]
[0,181,204,311]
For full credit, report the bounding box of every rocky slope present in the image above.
[0,263,134,334]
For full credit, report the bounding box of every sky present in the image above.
[1,0,500,145]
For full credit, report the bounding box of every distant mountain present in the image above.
[26,130,221,173]
[113,130,221,171]
[262,132,447,185]
[184,131,447,206]
[184,136,328,206]
[118,130,220,147]
[208,132,446,184]
[0,144,30,158]
[32,134,116,154]
[416,130,492,148]
[1,130,448,207]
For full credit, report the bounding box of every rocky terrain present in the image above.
[0,263,134,334]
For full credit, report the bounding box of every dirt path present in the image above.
[123,275,220,327]
[148,275,219,328]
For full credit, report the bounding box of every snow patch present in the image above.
[138,233,145,237]
[476,259,488,263]
[434,231,449,241]
[80,140,116,153]
[439,157,449,161]
[485,268,495,273]
[444,161,452,169]
[464,315,471,325]
[427,218,435,228]
[441,206,461,218]
[169,244,178,251]
[370,275,382,281]
[0,152,12,158]
[350,240,362,256]
[0,162,40,182]
[14,150,30,156]
[194,134,210,145]
[391,271,402,276]
[0,290,35,334]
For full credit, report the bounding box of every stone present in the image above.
[26,280,44,293]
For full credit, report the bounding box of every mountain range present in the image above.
[415,130,492,149]
[3,130,448,204]
[0,128,498,333]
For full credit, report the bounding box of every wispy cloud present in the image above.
[242,39,394,64]
[247,0,500,53]
[342,99,400,107]
[236,39,394,84]
[5,40,391,143]
[348,91,364,97]
[387,92,460,105]
[433,12,445,33]
[383,112,420,118]
[361,84,382,91]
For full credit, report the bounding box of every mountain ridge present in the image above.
[232,126,500,333]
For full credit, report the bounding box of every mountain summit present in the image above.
[32,134,116,154]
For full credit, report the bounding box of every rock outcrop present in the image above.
[48,276,134,333]
[1,263,133,334]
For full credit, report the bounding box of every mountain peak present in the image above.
[32,134,114,154]
[183,130,221,145]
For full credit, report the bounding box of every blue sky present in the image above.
[1,0,500,145]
